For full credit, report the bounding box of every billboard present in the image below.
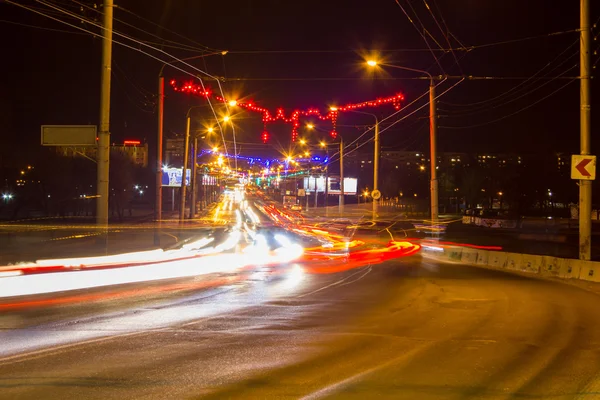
[303,177,357,195]
[41,125,97,146]
[162,168,190,187]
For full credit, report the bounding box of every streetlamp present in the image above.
[367,60,439,225]
[157,51,227,231]
[179,105,215,222]
[190,127,216,219]
[345,109,379,218]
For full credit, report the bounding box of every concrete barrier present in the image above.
[461,248,479,264]
[540,256,563,278]
[444,247,463,262]
[504,252,523,271]
[487,251,507,268]
[424,243,600,286]
[578,261,600,283]
[475,250,489,266]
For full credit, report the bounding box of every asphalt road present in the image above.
[2,252,600,399]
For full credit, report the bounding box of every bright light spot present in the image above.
[223,115,231,122]
[228,100,237,107]
[320,142,326,148]
[207,127,214,133]
[212,147,219,152]
[274,234,292,248]
[367,60,378,67]
[330,106,338,111]
[306,124,314,130]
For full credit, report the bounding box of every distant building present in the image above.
[55,140,148,167]
[165,138,184,166]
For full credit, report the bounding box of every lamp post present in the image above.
[346,109,379,218]
[179,106,214,223]
[190,127,214,219]
[157,51,227,233]
[367,61,439,226]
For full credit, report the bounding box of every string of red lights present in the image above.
[170,80,404,142]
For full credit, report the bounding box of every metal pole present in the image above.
[314,176,318,208]
[339,138,344,213]
[373,118,380,218]
[579,0,592,260]
[429,80,439,227]
[190,137,198,219]
[155,74,164,244]
[325,147,329,214]
[96,0,112,228]
[179,116,190,223]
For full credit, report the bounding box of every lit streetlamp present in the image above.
[367,60,440,225]
[345,109,379,218]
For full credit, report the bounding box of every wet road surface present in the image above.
[2,253,600,399]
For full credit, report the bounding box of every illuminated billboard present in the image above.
[162,168,190,187]
[303,177,357,195]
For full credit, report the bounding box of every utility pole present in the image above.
[339,138,344,213]
[179,116,190,223]
[155,74,164,244]
[190,137,198,219]
[325,147,329,214]
[96,0,113,228]
[373,118,380,218]
[314,176,318,208]
[429,80,439,228]
[579,0,592,260]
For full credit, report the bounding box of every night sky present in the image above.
[1,0,598,165]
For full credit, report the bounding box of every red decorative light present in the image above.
[261,130,269,143]
[123,140,141,145]
[170,81,404,141]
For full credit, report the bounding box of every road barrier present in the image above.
[424,242,600,284]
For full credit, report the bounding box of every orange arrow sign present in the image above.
[576,158,593,177]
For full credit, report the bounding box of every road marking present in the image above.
[299,343,434,400]
[296,267,371,298]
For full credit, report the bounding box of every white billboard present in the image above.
[303,177,357,195]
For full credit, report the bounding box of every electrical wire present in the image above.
[422,0,463,74]
[115,4,221,53]
[22,0,237,167]
[327,77,464,165]
[440,39,579,109]
[439,79,575,130]
[394,0,446,73]
[68,0,213,53]
[0,17,88,34]
[439,62,578,118]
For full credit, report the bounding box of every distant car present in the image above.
[284,203,303,212]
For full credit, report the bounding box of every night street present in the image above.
[2,252,600,399]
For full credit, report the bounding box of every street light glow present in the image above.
[212,147,219,152]
[320,141,326,148]
[329,106,338,111]
[367,60,378,67]
[299,139,306,145]
[207,127,214,133]
[228,100,237,107]
[306,123,314,130]
[223,115,231,122]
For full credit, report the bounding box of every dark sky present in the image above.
[0,0,598,165]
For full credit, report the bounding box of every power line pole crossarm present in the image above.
[97,0,113,232]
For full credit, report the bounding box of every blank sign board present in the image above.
[41,125,97,146]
